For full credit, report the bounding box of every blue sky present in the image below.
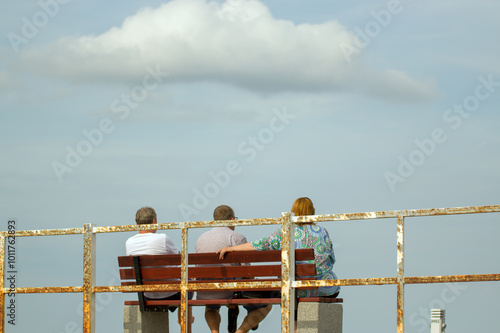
[1,0,499,332]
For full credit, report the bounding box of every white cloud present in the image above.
[17,0,438,102]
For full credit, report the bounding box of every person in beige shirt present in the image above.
[196,205,268,333]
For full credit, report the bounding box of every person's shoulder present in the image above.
[203,227,233,236]
[225,227,245,237]
[194,230,208,249]
[197,228,216,240]
[231,230,246,238]
[304,223,328,234]
[203,228,218,235]
[125,233,142,242]
[157,233,176,243]
[142,232,165,239]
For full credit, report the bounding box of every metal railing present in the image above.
[1,205,499,333]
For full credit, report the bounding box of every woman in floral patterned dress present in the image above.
[217,197,340,332]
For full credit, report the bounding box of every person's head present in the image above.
[291,197,315,216]
[213,205,235,230]
[135,206,157,225]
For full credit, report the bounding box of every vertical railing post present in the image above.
[396,215,405,333]
[0,233,5,332]
[83,223,96,333]
[180,224,189,333]
[280,212,295,333]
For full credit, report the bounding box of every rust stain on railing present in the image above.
[0,235,4,333]
[93,281,283,294]
[280,212,294,333]
[83,224,96,333]
[404,274,500,284]
[396,214,405,333]
[1,205,499,333]
[5,286,84,294]
[179,225,189,333]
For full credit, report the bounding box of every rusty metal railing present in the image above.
[1,205,499,333]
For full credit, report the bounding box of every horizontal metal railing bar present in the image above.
[404,274,500,284]
[93,218,284,234]
[294,205,500,223]
[0,227,85,237]
[7,273,498,295]
[293,273,500,287]
[3,205,498,238]
[94,281,283,293]
[3,286,84,294]
[294,278,398,287]
[93,223,185,234]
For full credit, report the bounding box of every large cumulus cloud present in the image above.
[17,0,438,101]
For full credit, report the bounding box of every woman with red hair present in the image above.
[218,197,340,332]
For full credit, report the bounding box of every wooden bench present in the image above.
[118,249,342,312]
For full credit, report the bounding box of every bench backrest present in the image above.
[118,249,316,290]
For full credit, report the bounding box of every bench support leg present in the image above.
[297,302,343,333]
[123,305,169,333]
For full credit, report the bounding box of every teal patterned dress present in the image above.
[251,224,340,297]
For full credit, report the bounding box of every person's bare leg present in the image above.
[204,307,221,333]
[235,305,272,333]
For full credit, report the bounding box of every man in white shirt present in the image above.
[126,206,193,332]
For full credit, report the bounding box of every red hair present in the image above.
[291,197,315,216]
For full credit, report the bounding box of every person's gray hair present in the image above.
[135,207,157,225]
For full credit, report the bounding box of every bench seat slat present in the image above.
[120,263,316,280]
[118,249,314,267]
[124,297,343,307]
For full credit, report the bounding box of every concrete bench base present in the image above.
[123,302,342,333]
[297,302,343,333]
[123,305,169,333]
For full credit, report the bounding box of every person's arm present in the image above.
[217,242,254,259]
[164,235,180,254]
